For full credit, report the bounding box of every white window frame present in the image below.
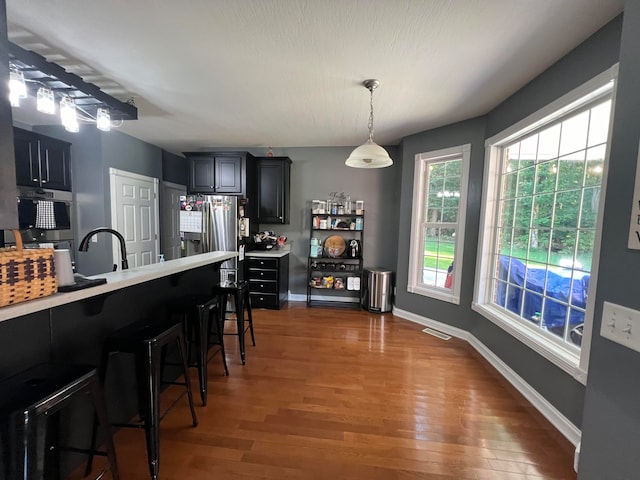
[408,144,471,304]
[473,65,618,384]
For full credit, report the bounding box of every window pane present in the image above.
[576,230,595,271]
[558,152,586,190]
[506,144,521,169]
[501,198,516,228]
[535,161,557,194]
[430,162,446,178]
[445,159,461,176]
[538,124,561,160]
[427,207,441,222]
[498,228,514,256]
[512,228,530,258]
[504,172,518,199]
[529,228,550,263]
[427,177,444,208]
[559,110,589,156]
[588,100,612,147]
[553,190,581,228]
[580,187,599,228]
[442,208,458,223]
[532,194,554,227]
[549,230,577,268]
[514,197,532,228]
[543,298,568,339]
[585,145,605,186]
[519,134,538,161]
[517,166,535,197]
[523,293,544,326]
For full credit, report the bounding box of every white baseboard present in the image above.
[392,306,582,447]
[288,293,307,302]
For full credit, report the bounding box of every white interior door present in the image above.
[109,168,159,268]
[161,181,186,260]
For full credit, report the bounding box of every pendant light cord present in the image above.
[368,86,375,142]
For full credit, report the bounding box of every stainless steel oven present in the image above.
[3,187,75,255]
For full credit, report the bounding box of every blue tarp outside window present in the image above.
[496,256,589,340]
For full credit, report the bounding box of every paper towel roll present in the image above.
[54,249,75,287]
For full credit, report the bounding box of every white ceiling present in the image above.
[6,0,623,156]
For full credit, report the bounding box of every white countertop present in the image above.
[0,251,237,323]
[245,246,290,258]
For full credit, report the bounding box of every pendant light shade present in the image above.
[345,79,393,168]
[345,139,393,168]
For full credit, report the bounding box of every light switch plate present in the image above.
[601,301,640,353]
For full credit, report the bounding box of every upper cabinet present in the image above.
[185,151,256,196]
[257,156,291,224]
[14,128,72,191]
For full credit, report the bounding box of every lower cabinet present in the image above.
[247,254,289,309]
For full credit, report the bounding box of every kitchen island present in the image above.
[0,251,237,476]
[0,251,237,323]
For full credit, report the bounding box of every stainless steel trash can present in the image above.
[363,268,394,313]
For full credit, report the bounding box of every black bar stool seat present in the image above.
[0,363,118,480]
[212,280,255,365]
[169,294,229,406]
[86,317,197,480]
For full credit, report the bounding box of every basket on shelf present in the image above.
[0,230,57,307]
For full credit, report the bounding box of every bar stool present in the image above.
[86,317,198,480]
[0,363,119,480]
[168,294,229,406]
[212,280,255,365]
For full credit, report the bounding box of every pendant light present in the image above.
[345,79,393,168]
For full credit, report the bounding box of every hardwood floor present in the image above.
[78,303,577,480]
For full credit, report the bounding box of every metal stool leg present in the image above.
[208,303,229,376]
[244,287,256,346]
[195,307,209,406]
[233,290,246,364]
[176,330,199,427]
[89,378,120,480]
[143,342,161,480]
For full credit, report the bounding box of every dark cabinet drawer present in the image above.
[248,257,278,270]
[248,269,277,281]
[249,279,278,294]
[250,292,279,309]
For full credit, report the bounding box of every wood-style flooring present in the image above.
[77,303,577,480]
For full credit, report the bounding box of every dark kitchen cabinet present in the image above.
[14,128,72,191]
[256,156,291,224]
[184,151,256,197]
[246,253,289,309]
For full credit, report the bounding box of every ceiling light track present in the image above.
[8,41,137,124]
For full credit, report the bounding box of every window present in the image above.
[474,67,617,380]
[408,144,470,304]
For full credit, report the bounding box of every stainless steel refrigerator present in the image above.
[179,195,250,284]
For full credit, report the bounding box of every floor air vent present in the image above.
[422,327,451,340]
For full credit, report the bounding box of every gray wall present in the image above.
[0,0,18,231]
[579,2,640,477]
[393,14,622,431]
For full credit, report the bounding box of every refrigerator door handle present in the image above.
[202,200,211,253]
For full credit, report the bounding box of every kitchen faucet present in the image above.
[78,228,129,271]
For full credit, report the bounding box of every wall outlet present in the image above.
[601,301,640,353]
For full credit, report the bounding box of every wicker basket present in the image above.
[0,230,58,307]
